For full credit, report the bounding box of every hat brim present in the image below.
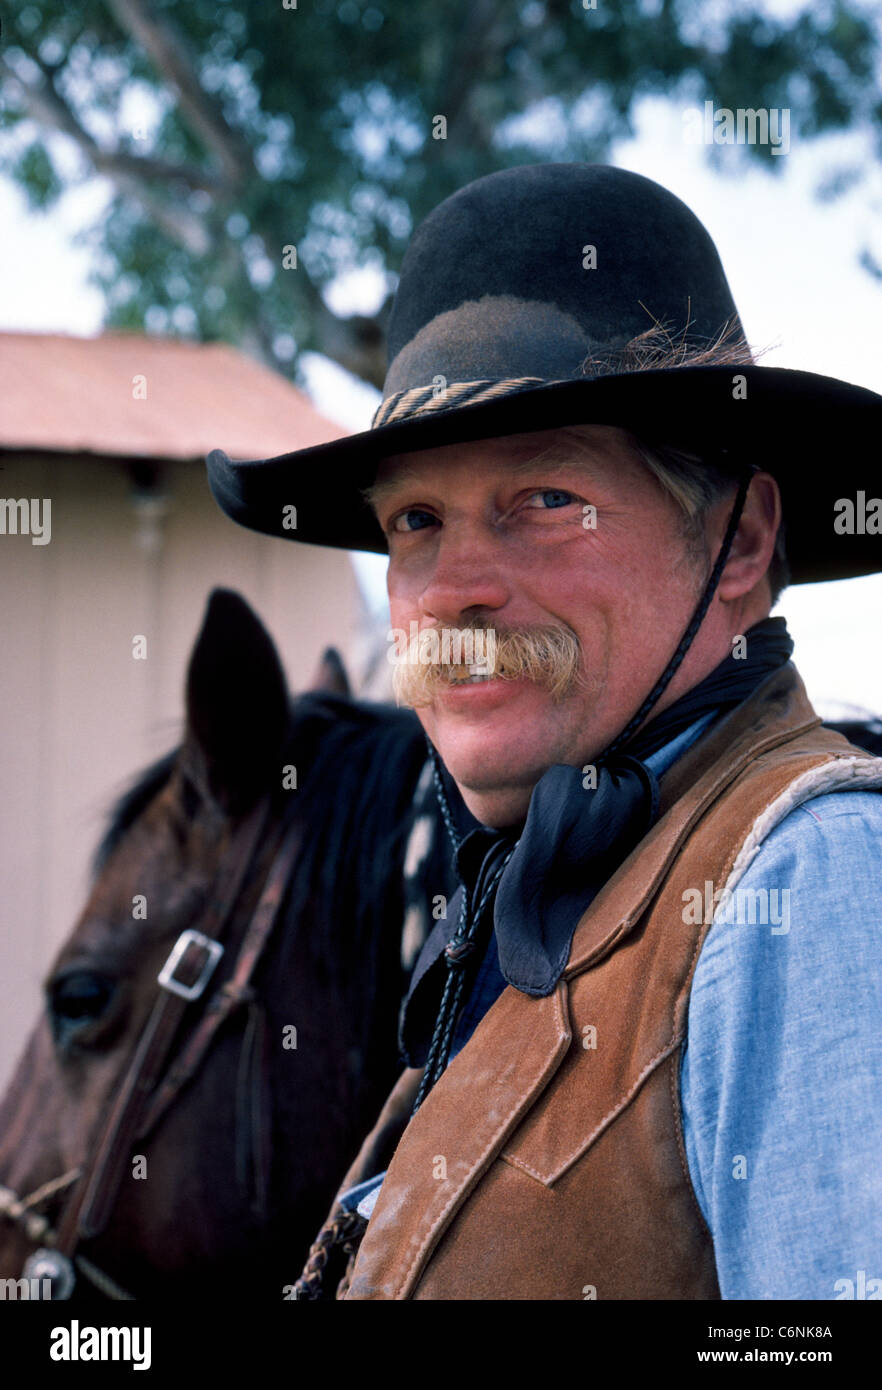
[206,365,882,584]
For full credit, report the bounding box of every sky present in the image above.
[1,63,880,718]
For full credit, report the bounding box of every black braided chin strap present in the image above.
[417,461,757,1114]
[603,461,756,758]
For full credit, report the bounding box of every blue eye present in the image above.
[392,508,436,533]
[528,490,573,509]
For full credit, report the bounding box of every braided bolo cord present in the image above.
[410,833,518,1115]
[290,1207,367,1300]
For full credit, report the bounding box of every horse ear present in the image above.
[308,646,351,697]
[183,589,289,814]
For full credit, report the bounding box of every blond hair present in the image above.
[553,320,789,601]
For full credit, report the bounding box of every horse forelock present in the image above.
[92,748,180,878]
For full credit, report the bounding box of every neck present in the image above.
[440,612,791,830]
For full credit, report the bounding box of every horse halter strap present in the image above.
[29,793,303,1296]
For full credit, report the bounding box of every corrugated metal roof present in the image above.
[0,330,347,460]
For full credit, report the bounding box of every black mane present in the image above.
[93,748,180,875]
[92,693,449,971]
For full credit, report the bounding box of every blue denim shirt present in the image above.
[340,715,882,1300]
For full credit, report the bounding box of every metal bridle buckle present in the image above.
[157,929,224,1001]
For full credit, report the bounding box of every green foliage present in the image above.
[11,141,64,209]
[0,0,879,381]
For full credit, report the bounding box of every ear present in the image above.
[308,647,351,697]
[183,589,289,814]
[716,472,782,602]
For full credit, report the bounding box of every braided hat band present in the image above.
[371,376,550,429]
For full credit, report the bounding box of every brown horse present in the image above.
[0,589,452,1300]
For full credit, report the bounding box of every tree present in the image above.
[1,0,880,386]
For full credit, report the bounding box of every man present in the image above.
[207,164,882,1299]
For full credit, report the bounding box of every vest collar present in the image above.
[564,661,820,979]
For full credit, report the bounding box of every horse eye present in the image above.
[48,971,116,1046]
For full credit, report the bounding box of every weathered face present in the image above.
[370,425,716,827]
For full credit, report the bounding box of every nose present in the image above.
[418,524,510,628]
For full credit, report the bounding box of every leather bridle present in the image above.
[0,793,303,1300]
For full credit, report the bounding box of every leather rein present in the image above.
[0,794,303,1300]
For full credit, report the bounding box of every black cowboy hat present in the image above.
[207,163,882,584]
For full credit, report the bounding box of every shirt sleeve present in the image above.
[679,789,882,1300]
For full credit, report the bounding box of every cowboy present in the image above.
[207,164,882,1300]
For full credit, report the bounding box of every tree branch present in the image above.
[2,46,389,377]
[429,0,514,152]
[105,0,253,189]
[0,51,214,255]
[2,51,224,192]
[91,149,223,194]
[298,275,393,389]
[1,50,100,151]
[116,174,213,256]
[3,19,394,384]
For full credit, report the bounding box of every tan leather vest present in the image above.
[335,666,882,1299]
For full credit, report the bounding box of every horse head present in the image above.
[0,589,451,1300]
